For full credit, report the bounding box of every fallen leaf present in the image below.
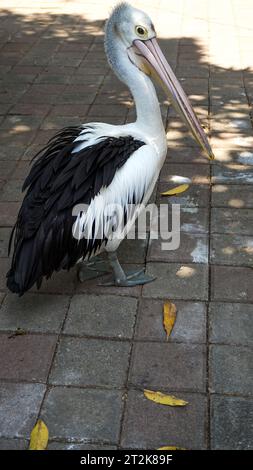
[161,184,189,196]
[163,301,177,339]
[157,446,186,450]
[144,390,188,406]
[29,420,49,450]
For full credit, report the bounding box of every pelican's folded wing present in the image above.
[7,126,145,295]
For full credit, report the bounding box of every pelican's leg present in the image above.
[77,255,111,282]
[103,250,155,286]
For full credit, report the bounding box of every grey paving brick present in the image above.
[212,164,253,184]
[0,202,20,227]
[211,266,253,302]
[121,390,207,449]
[157,183,209,208]
[135,299,206,343]
[209,345,253,395]
[160,207,209,234]
[41,387,123,442]
[65,294,137,339]
[0,146,24,161]
[48,442,117,450]
[0,293,69,333]
[209,302,253,346]
[0,293,5,306]
[0,383,46,438]
[165,146,209,164]
[211,396,253,449]
[143,263,208,300]
[211,234,253,266]
[148,233,208,263]
[129,342,206,392]
[0,227,12,257]
[0,333,57,382]
[160,163,210,184]
[118,238,148,264]
[0,438,28,450]
[0,257,10,292]
[30,268,76,294]
[0,180,23,202]
[49,337,131,387]
[212,184,253,208]
[211,208,253,235]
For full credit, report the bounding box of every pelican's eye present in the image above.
[135,25,148,39]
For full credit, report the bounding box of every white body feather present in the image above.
[73,121,167,255]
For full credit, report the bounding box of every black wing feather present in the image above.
[7,126,145,295]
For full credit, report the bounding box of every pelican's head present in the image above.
[105,2,214,160]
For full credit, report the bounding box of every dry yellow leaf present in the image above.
[163,301,177,339]
[161,184,189,196]
[157,446,186,450]
[144,390,188,406]
[29,420,49,450]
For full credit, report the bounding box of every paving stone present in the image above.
[0,160,17,179]
[30,268,76,294]
[0,293,5,306]
[211,208,253,235]
[135,298,206,343]
[50,104,89,116]
[0,257,11,292]
[11,161,31,180]
[41,115,82,130]
[41,387,123,442]
[121,390,207,449]
[143,263,208,300]
[148,233,208,263]
[10,103,51,116]
[57,91,96,105]
[0,146,24,161]
[50,337,130,387]
[160,163,210,184]
[209,345,253,395]
[129,342,206,391]
[0,227,12,257]
[211,396,253,450]
[211,266,253,302]
[209,302,253,346]
[0,293,69,333]
[180,208,209,234]
[118,238,148,264]
[0,114,43,130]
[0,438,28,450]
[212,184,253,208]
[211,234,253,266]
[0,383,46,438]
[0,180,23,202]
[157,182,209,208]
[157,205,208,235]
[0,333,57,382]
[48,442,117,450]
[65,294,137,339]
[212,164,253,184]
[0,202,20,226]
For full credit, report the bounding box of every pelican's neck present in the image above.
[104,22,164,137]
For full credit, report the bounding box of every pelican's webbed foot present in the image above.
[101,251,156,287]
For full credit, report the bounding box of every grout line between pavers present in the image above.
[1,328,253,348]
[0,377,252,400]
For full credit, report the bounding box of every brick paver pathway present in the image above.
[0,0,252,450]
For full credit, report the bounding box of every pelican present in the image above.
[7,2,213,295]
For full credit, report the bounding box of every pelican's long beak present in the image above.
[131,38,214,160]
